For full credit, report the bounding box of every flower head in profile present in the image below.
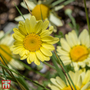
[48,70,90,90]
[15,0,63,27]
[12,16,59,65]
[57,29,90,71]
[0,31,24,70]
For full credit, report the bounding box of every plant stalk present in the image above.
[84,0,90,34]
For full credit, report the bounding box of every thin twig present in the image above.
[24,0,32,15]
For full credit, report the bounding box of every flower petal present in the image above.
[54,5,64,11]
[34,20,43,34]
[57,46,69,56]
[48,26,54,34]
[29,52,36,62]
[41,20,49,30]
[13,28,25,38]
[56,76,66,89]
[21,1,36,10]
[50,78,60,88]
[60,56,70,61]
[19,21,27,35]
[34,54,40,65]
[79,29,89,48]
[40,47,52,56]
[15,14,31,21]
[25,19,31,34]
[27,54,32,64]
[41,36,59,44]
[12,33,23,42]
[20,55,27,60]
[65,30,80,47]
[48,84,60,90]
[49,13,63,26]
[36,50,44,61]
[81,82,90,90]
[9,59,24,70]
[60,38,71,52]
[29,16,36,31]
[42,43,55,51]
[0,31,4,38]
[7,36,14,46]
[40,30,50,38]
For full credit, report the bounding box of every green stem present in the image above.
[63,0,74,6]
[2,67,7,80]
[69,14,76,29]
[0,55,15,79]
[15,4,25,20]
[0,55,26,90]
[84,0,90,34]
[0,46,45,77]
[68,14,78,35]
[51,53,66,83]
[0,64,49,90]
[54,51,77,90]
[43,62,56,70]
[51,0,64,7]
[51,0,74,7]
[40,4,43,21]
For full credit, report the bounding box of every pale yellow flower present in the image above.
[0,31,24,70]
[15,0,63,27]
[12,16,59,65]
[48,70,90,90]
[57,29,90,71]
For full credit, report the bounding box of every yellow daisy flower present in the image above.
[57,29,90,71]
[48,70,90,90]
[15,0,63,27]
[11,16,59,65]
[0,31,24,70]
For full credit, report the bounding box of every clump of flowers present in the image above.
[12,16,59,65]
[48,70,90,90]
[0,31,24,70]
[57,29,90,71]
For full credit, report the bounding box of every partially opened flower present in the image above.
[15,0,63,27]
[57,29,90,71]
[0,31,24,70]
[48,70,90,90]
[12,16,59,65]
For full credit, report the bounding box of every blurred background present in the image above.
[0,0,90,34]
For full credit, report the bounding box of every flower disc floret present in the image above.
[70,45,89,62]
[23,33,42,52]
[12,16,59,65]
[32,4,49,20]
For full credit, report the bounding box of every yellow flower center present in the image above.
[32,4,49,20]
[70,45,89,62]
[63,86,79,90]
[23,34,42,52]
[0,45,12,64]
